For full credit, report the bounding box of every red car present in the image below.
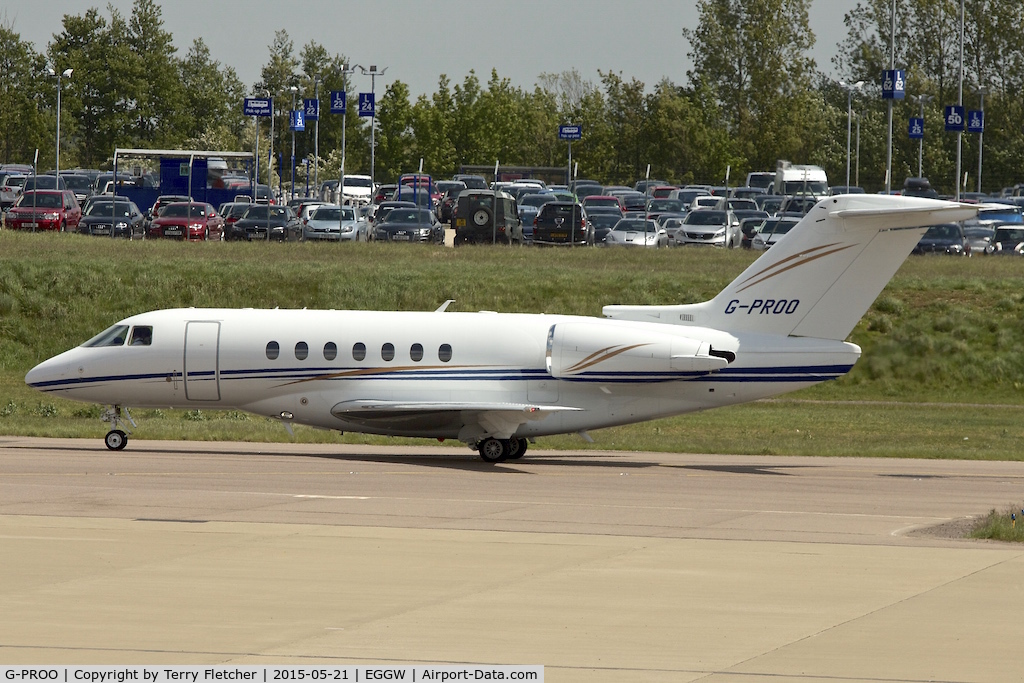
[148,202,225,240]
[5,190,81,232]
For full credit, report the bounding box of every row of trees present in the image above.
[1,0,1022,194]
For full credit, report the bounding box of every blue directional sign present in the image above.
[908,117,924,140]
[290,109,305,131]
[967,110,984,133]
[304,98,319,121]
[944,105,965,132]
[881,69,905,100]
[558,124,582,140]
[243,97,272,117]
[358,93,375,117]
[330,90,347,115]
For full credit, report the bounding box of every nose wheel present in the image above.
[105,429,128,450]
[101,405,135,450]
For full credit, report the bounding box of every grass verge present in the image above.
[971,505,1024,542]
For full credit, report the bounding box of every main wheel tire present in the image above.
[506,437,528,460]
[105,430,128,451]
[478,437,509,463]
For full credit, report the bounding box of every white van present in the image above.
[772,161,828,196]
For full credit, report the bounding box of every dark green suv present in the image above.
[453,190,523,245]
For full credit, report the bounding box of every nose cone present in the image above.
[25,353,73,394]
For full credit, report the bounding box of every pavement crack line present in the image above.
[687,548,1024,683]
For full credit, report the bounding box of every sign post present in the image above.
[558,124,582,187]
[243,97,273,200]
[331,90,347,206]
[305,94,320,194]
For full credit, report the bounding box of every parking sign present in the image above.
[558,124,582,140]
[290,109,305,131]
[908,117,924,139]
[358,93,375,117]
[330,90,346,115]
[881,70,905,100]
[304,98,319,121]
[967,110,984,133]
[944,105,964,132]
[243,97,272,117]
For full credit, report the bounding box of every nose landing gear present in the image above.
[101,405,135,450]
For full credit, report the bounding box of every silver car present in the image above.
[603,218,667,248]
[675,209,740,248]
[302,205,365,242]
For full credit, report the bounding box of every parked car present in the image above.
[145,194,192,229]
[22,175,67,192]
[516,193,557,241]
[229,204,302,241]
[303,205,365,241]
[533,201,591,246]
[53,173,92,204]
[912,223,969,256]
[374,207,444,243]
[751,217,800,251]
[147,202,225,241]
[77,198,145,239]
[603,218,667,248]
[452,174,488,190]
[0,174,27,209]
[5,190,81,231]
[435,182,466,223]
[644,198,684,221]
[962,225,994,255]
[582,195,624,212]
[589,213,622,245]
[370,200,417,234]
[453,190,522,245]
[984,225,1024,255]
[217,202,253,232]
[675,209,740,248]
[372,183,399,204]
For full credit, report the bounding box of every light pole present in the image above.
[885,0,895,194]
[357,64,388,195]
[338,64,356,208]
[266,89,274,201]
[840,80,864,189]
[955,0,964,200]
[976,86,989,194]
[313,75,322,196]
[913,93,933,178]
[854,111,861,187]
[48,67,73,181]
[289,85,298,200]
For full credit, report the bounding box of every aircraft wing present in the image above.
[330,400,581,441]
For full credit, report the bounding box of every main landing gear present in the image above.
[477,437,529,463]
[101,405,136,451]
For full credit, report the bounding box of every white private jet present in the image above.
[26,195,976,462]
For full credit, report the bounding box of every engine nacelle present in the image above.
[545,322,729,381]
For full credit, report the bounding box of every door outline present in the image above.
[184,321,221,401]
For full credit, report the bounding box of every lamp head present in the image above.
[63,68,74,78]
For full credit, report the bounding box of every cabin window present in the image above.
[439,343,452,363]
[410,343,423,362]
[352,342,366,361]
[381,343,395,362]
[83,324,130,348]
[266,341,280,360]
[129,326,153,346]
[324,342,338,361]
[295,341,309,361]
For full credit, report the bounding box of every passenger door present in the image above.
[184,321,221,401]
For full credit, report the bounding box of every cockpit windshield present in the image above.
[82,324,129,348]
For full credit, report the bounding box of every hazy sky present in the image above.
[2,0,862,97]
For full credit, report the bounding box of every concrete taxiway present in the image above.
[2,437,1023,682]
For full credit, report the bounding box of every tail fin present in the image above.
[604,195,978,340]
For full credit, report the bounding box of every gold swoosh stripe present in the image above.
[735,244,856,294]
[735,242,842,289]
[565,343,652,374]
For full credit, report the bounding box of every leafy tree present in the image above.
[126,0,183,148]
[0,24,50,166]
[179,38,247,151]
[375,80,416,181]
[683,0,822,174]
